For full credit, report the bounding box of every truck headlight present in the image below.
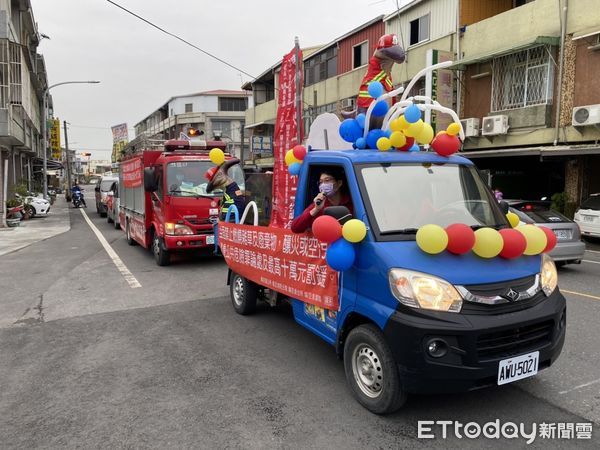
[165,223,194,236]
[540,253,558,296]
[388,269,463,313]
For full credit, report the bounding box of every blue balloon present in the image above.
[355,113,366,129]
[371,100,389,118]
[326,239,356,271]
[339,119,362,143]
[355,137,367,149]
[404,104,421,123]
[367,81,384,99]
[384,129,392,138]
[409,144,420,152]
[289,162,302,175]
[366,129,385,149]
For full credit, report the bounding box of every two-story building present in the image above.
[0,0,48,225]
[453,0,600,214]
[133,90,251,160]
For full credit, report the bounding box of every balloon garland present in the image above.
[312,216,368,271]
[337,81,463,157]
[285,145,307,176]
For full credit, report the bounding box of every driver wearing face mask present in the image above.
[291,169,353,233]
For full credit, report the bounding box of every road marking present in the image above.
[80,209,141,289]
[585,249,600,254]
[559,378,600,395]
[561,289,600,301]
[582,259,600,265]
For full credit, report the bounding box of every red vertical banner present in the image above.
[270,45,303,228]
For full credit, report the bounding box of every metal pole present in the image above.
[294,36,302,145]
[42,90,48,199]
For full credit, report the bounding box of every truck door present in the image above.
[152,165,165,238]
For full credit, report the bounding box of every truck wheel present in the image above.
[152,233,170,266]
[126,221,136,246]
[230,272,258,315]
[343,324,406,414]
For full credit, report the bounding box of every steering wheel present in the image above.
[435,200,488,223]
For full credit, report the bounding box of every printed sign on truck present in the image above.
[121,158,142,188]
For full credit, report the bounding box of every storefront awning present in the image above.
[460,144,600,159]
[32,158,64,169]
[244,119,275,129]
[450,36,560,70]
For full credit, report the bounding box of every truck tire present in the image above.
[152,233,170,266]
[343,324,406,414]
[230,272,258,315]
[126,221,136,246]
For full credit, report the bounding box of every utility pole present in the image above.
[63,120,72,200]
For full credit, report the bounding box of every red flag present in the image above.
[270,46,303,228]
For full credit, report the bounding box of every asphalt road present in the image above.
[1,200,599,448]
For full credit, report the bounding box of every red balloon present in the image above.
[431,132,461,157]
[499,228,527,259]
[538,226,557,252]
[445,223,475,255]
[312,215,342,243]
[293,144,307,161]
[397,136,415,152]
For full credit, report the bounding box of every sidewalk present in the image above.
[0,195,71,256]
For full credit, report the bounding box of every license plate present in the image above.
[206,235,215,245]
[554,229,570,240]
[497,351,539,385]
[583,215,594,222]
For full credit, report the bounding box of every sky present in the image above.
[29,0,409,162]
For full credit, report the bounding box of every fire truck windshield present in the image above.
[166,161,245,197]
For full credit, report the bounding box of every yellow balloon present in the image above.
[415,122,434,145]
[506,212,520,228]
[416,224,448,255]
[209,148,225,166]
[403,119,424,138]
[376,137,392,151]
[284,149,301,166]
[472,228,503,258]
[342,219,367,243]
[389,118,403,132]
[398,115,410,130]
[390,131,407,148]
[517,224,547,255]
[447,122,461,136]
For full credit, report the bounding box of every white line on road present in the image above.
[80,209,141,289]
[582,259,600,265]
[559,378,600,395]
[561,289,600,301]
[585,249,600,254]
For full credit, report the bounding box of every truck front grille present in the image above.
[476,320,554,361]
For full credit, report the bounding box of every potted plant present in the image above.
[5,198,23,227]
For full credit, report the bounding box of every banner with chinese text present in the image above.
[111,123,129,163]
[50,119,61,160]
[219,222,339,310]
[270,46,303,229]
[121,157,142,188]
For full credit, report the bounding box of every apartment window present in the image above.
[212,120,232,138]
[409,14,430,46]
[185,103,193,113]
[491,45,553,112]
[304,47,337,87]
[219,97,248,112]
[353,41,369,69]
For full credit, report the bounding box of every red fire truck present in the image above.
[119,136,244,266]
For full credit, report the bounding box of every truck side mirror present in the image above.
[499,200,509,214]
[144,167,157,192]
[323,206,352,225]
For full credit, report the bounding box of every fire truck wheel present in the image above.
[343,324,406,415]
[126,221,136,246]
[230,272,258,315]
[152,233,170,266]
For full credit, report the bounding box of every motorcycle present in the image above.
[72,191,84,208]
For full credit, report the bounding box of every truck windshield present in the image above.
[359,163,507,235]
[166,161,245,197]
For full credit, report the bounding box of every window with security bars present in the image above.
[491,46,553,112]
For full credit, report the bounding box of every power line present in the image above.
[106,0,257,80]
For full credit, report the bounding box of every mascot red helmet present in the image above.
[205,166,218,182]
[376,34,399,50]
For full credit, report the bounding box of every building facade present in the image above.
[133,90,251,160]
[0,0,48,225]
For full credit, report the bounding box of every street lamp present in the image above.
[42,80,100,199]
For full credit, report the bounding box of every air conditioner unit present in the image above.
[572,104,600,126]
[481,115,509,136]
[341,98,355,109]
[460,118,480,137]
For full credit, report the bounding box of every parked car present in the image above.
[508,200,585,266]
[15,193,51,218]
[574,193,600,239]
[105,180,121,229]
[95,175,118,217]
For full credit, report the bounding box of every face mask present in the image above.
[319,182,335,196]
